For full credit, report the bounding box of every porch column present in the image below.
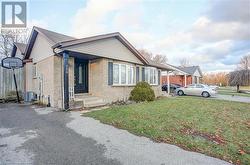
[184,74,187,87]
[63,51,69,110]
[167,71,170,95]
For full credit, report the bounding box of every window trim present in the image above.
[112,63,136,86]
[113,63,120,84]
[32,64,37,79]
[144,67,158,85]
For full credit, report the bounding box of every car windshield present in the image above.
[187,84,195,88]
[196,84,204,88]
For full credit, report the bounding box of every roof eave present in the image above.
[11,45,17,57]
[24,28,38,59]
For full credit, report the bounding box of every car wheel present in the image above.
[178,90,184,96]
[202,91,210,98]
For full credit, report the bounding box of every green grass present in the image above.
[218,87,250,97]
[84,97,250,164]
[240,86,250,90]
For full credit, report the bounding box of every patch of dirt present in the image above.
[110,100,135,106]
[245,121,250,128]
[181,128,226,145]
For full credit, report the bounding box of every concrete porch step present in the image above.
[72,94,107,109]
[74,93,90,99]
[84,101,107,108]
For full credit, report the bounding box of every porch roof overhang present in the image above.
[55,48,100,60]
[57,47,176,71]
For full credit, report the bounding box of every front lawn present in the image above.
[218,87,250,97]
[84,97,250,164]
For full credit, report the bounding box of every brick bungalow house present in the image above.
[162,66,203,86]
[11,26,176,109]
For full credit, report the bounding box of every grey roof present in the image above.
[178,66,202,75]
[25,26,176,71]
[34,26,76,44]
[53,32,149,65]
[141,56,182,72]
[14,42,26,54]
[24,26,76,59]
[53,32,121,48]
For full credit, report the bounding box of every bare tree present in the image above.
[0,29,28,57]
[0,32,14,57]
[179,58,191,67]
[203,72,229,86]
[138,49,153,61]
[152,54,168,65]
[238,54,250,70]
[228,70,250,92]
[138,49,168,64]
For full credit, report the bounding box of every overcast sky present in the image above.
[6,0,250,72]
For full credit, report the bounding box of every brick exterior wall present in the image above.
[26,56,163,108]
[25,56,74,108]
[53,56,74,109]
[89,58,163,103]
[162,75,193,86]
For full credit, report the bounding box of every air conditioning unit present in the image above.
[24,92,37,102]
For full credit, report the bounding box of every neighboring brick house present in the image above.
[11,26,176,109]
[162,66,203,86]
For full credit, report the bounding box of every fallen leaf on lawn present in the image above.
[238,149,245,155]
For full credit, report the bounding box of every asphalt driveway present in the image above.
[0,104,230,165]
[0,104,119,165]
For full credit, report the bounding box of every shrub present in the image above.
[130,82,155,102]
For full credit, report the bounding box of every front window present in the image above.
[145,67,158,85]
[79,64,83,84]
[128,66,135,84]
[32,64,37,78]
[145,68,149,82]
[113,63,135,85]
[121,64,126,84]
[150,69,153,84]
[113,64,119,84]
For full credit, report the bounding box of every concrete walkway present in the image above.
[67,112,230,165]
[212,94,250,103]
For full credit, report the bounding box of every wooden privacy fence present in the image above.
[0,66,24,99]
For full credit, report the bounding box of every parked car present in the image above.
[176,84,217,97]
[208,85,219,90]
[162,83,182,93]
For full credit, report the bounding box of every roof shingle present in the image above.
[178,66,202,75]
[14,42,26,54]
[34,26,76,44]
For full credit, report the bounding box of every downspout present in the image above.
[53,47,64,110]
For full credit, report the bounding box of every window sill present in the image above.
[112,84,159,87]
[150,84,160,86]
[112,84,136,87]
